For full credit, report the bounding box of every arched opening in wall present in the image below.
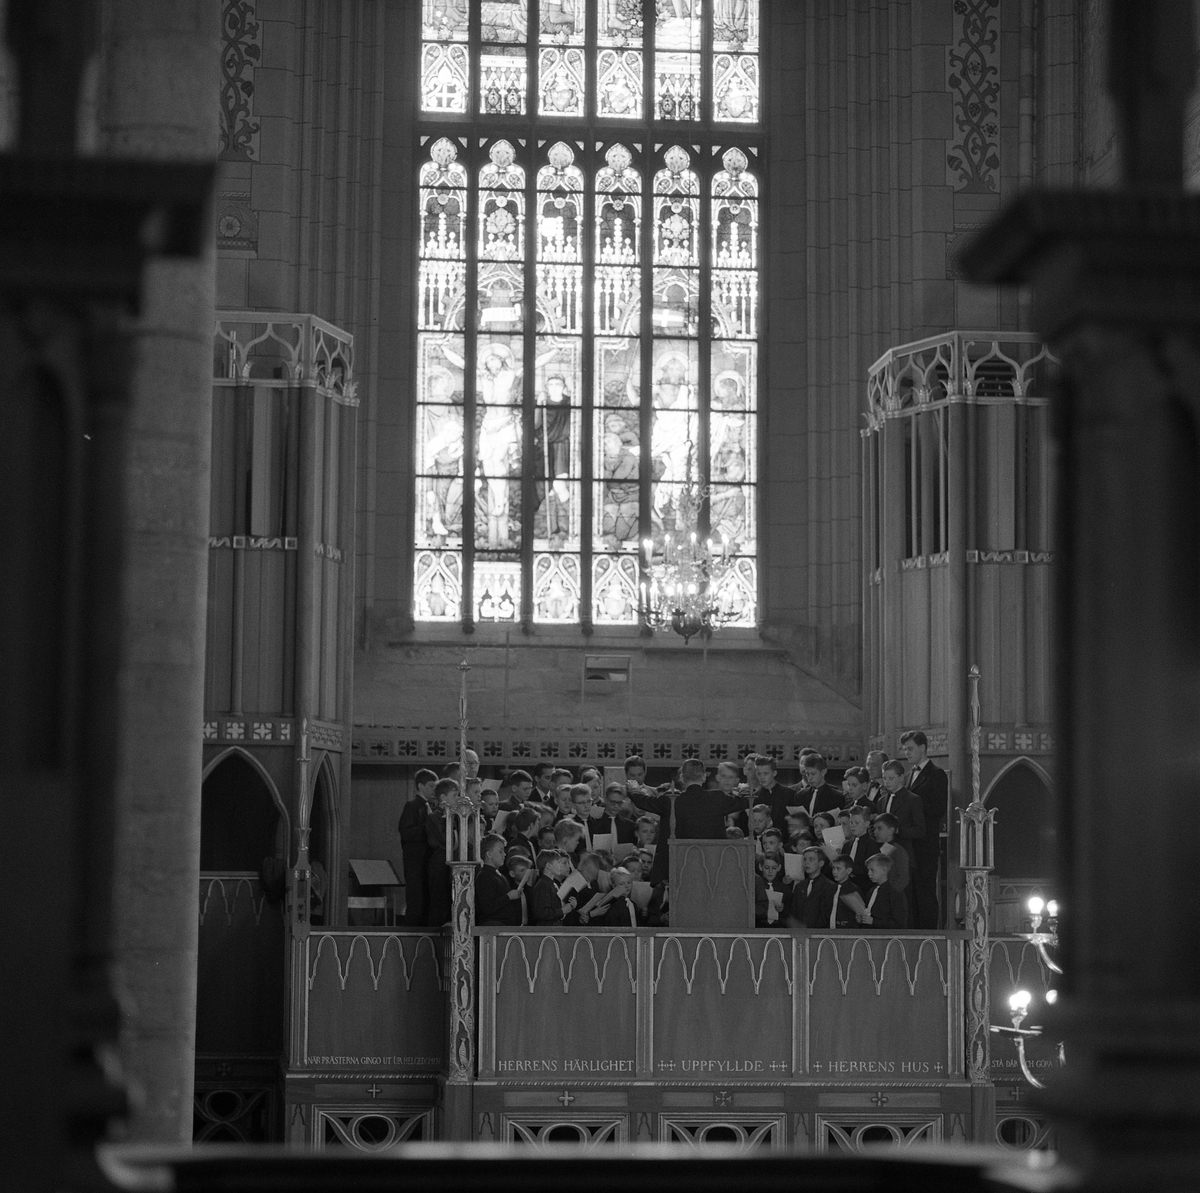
[308,757,337,926]
[986,758,1055,882]
[195,751,287,1139]
[201,751,285,871]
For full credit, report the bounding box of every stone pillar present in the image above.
[962,2,1200,1185]
[98,0,219,1144]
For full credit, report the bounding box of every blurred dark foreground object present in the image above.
[101,1142,1071,1193]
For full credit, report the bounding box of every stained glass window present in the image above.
[415,1,761,630]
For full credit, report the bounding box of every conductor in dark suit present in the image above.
[398,768,439,926]
[902,730,948,929]
[629,758,744,886]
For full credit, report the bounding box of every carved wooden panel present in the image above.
[314,1106,434,1150]
[658,1114,787,1149]
[501,1115,628,1148]
[816,1114,942,1152]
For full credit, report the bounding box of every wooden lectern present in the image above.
[669,838,756,930]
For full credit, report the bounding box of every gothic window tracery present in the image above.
[416,1,760,629]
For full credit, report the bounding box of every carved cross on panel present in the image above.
[871,1092,889,1107]
[558,1091,575,1106]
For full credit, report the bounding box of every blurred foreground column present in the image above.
[962,1,1200,1188]
[97,0,219,1144]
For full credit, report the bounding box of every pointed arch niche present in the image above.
[307,753,340,925]
[200,748,288,871]
[982,756,1056,881]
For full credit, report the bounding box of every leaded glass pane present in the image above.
[481,0,528,42]
[533,329,581,623]
[475,334,524,555]
[419,138,468,330]
[713,162,757,262]
[714,54,759,122]
[535,266,580,333]
[415,549,463,620]
[654,148,700,265]
[416,390,465,483]
[709,483,753,551]
[597,49,643,119]
[480,140,525,259]
[477,262,524,332]
[537,143,584,259]
[596,144,641,260]
[416,333,467,550]
[476,336,524,406]
[480,47,527,114]
[539,48,586,116]
[656,4,701,124]
[474,460,522,549]
[479,0,528,115]
[655,53,700,121]
[652,267,699,336]
[712,149,758,336]
[594,333,640,624]
[656,0,703,51]
[534,553,581,621]
[650,338,700,542]
[596,145,641,335]
[421,44,469,113]
[711,555,756,625]
[712,0,758,52]
[710,351,756,555]
[424,0,469,40]
[594,266,637,335]
[652,340,699,408]
[597,4,643,118]
[540,0,585,42]
[712,340,757,411]
[532,338,582,545]
[712,269,756,337]
[599,0,643,45]
[593,553,640,623]
[474,560,521,621]
[596,339,642,415]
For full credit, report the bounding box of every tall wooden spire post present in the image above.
[444,657,480,1139]
[959,665,996,1142]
